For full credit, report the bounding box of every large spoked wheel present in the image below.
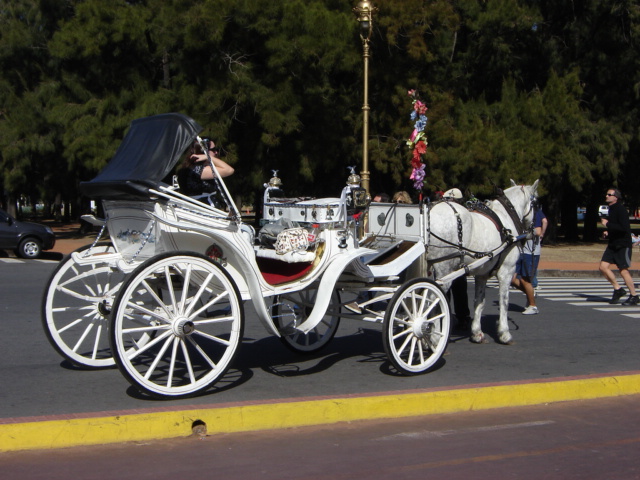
[41,242,123,368]
[382,278,450,375]
[272,288,340,353]
[110,252,244,398]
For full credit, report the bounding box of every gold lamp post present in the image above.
[353,0,377,194]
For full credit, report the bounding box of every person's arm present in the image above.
[540,216,548,240]
[191,153,234,179]
[200,156,234,179]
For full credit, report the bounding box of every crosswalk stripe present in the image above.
[595,307,640,312]
[0,258,56,264]
[487,276,640,319]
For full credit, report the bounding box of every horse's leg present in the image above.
[495,267,514,345]
[470,275,488,344]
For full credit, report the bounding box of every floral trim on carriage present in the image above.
[406,89,428,192]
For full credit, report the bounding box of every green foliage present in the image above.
[0,0,639,238]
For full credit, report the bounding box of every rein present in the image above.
[495,194,528,236]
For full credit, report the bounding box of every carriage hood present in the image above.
[79,113,203,199]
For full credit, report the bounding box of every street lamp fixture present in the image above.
[353,1,377,194]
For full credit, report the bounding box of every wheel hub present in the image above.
[172,317,196,337]
[412,317,432,339]
[97,299,112,317]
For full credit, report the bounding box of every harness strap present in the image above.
[467,201,511,243]
[495,194,527,236]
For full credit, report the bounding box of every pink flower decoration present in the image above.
[406,89,428,192]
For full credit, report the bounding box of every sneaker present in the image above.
[522,305,539,315]
[621,295,639,306]
[610,287,627,304]
[344,301,362,314]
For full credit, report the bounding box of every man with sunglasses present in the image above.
[599,188,638,305]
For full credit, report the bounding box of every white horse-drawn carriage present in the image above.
[41,113,538,398]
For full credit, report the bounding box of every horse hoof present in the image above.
[498,335,514,345]
[470,333,487,344]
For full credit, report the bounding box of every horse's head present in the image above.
[505,179,539,228]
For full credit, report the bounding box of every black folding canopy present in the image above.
[80,113,203,199]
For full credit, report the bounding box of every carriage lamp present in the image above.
[353,1,377,195]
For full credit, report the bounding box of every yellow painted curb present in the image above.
[2,373,640,453]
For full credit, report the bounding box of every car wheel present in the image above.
[17,237,42,259]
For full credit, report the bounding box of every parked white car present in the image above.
[598,205,609,217]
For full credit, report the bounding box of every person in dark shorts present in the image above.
[599,188,638,305]
[511,203,546,315]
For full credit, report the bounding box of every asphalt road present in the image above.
[2,260,640,420]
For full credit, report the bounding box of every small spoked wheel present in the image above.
[110,252,244,398]
[272,288,340,353]
[41,243,122,368]
[382,278,450,375]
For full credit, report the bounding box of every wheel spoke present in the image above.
[126,330,172,361]
[144,335,174,380]
[189,290,230,320]
[52,305,95,314]
[55,285,103,303]
[179,264,194,312]
[167,337,181,388]
[164,265,179,313]
[182,272,214,316]
[192,315,235,326]
[396,330,414,356]
[140,279,175,319]
[187,336,218,369]
[124,300,171,324]
[392,325,412,342]
[57,313,92,334]
[417,339,426,363]
[407,337,417,365]
[180,340,196,384]
[92,323,103,360]
[72,320,95,352]
[122,322,169,334]
[192,329,231,347]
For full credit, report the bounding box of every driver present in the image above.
[178,138,234,205]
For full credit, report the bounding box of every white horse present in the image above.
[426,180,539,344]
